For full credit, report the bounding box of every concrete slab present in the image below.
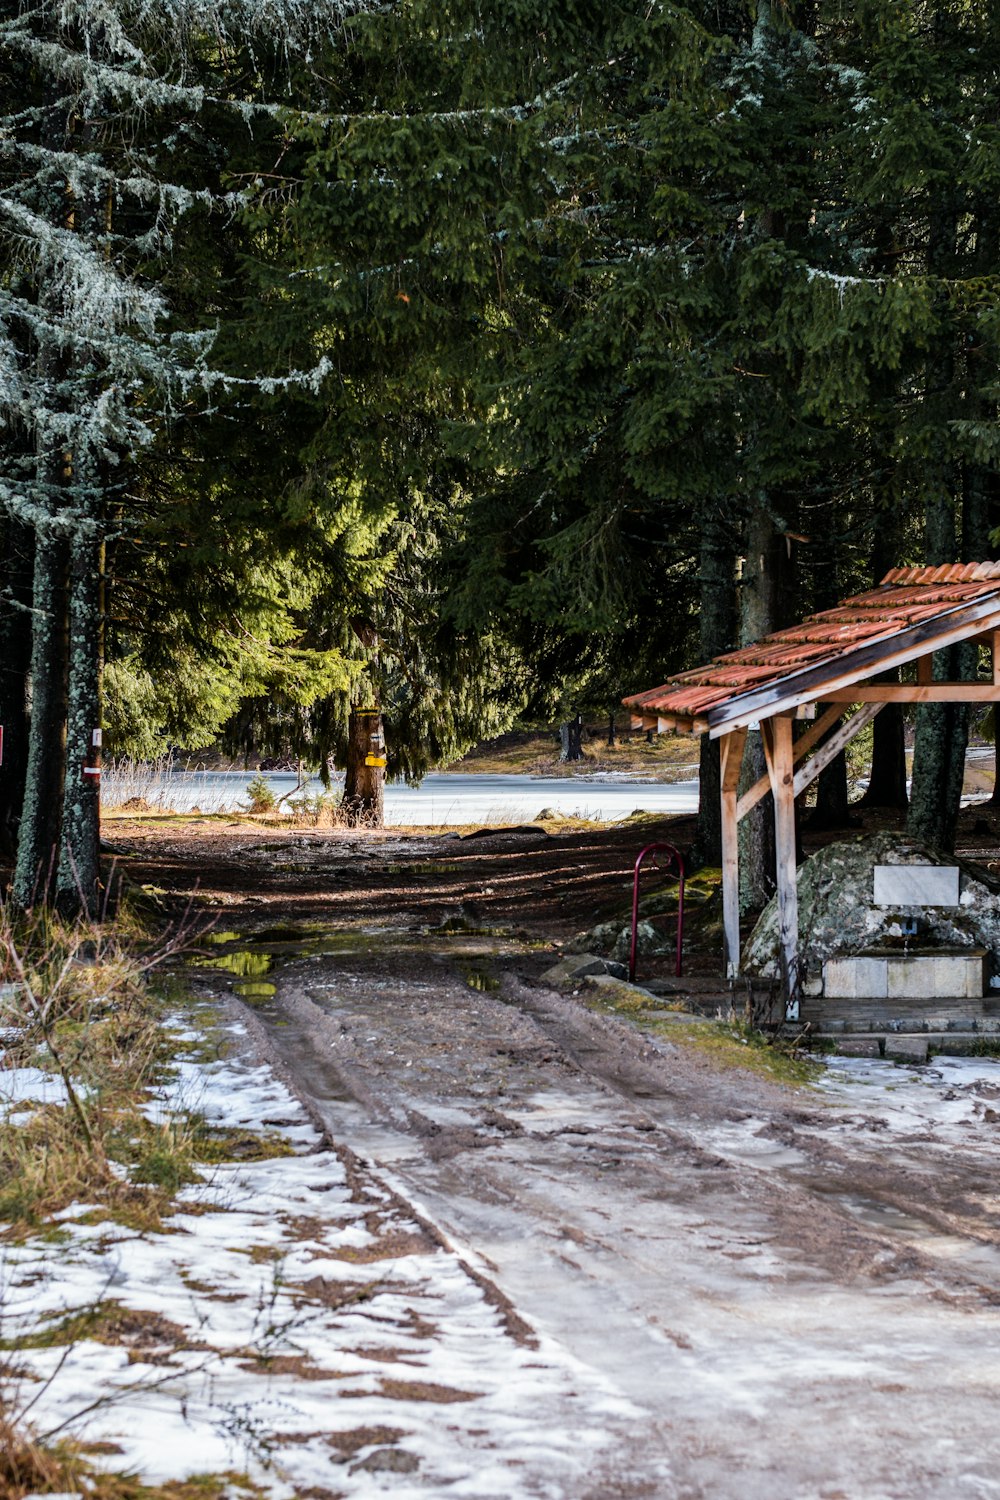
[824,950,985,1002]
[884,1035,930,1063]
[885,952,985,1001]
[932,1034,996,1055]
[873,864,960,906]
[814,1032,997,1057]
[824,956,888,999]
[835,1038,882,1058]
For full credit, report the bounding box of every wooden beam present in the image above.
[761,717,799,1003]
[707,595,1000,737]
[916,653,933,685]
[629,711,707,735]
[735,704,844,822]
[789,702,843,763]
[792,702,883,799]
[822,683,1000,703]
[721,727,747,793]
[656,715,701,737]
[720,727,747,980]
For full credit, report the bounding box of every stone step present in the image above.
[811,1032,1000,1060]
[806,1013,1000,1034]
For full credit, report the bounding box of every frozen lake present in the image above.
[107,769,700,825]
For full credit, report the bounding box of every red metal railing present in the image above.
[629,842,685,984]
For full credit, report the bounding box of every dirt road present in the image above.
[113,814,1000,1498]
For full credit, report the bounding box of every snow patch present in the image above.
[2,1016,628,1497]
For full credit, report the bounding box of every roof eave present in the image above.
[704,593,1000,738]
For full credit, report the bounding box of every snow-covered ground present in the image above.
[10,1001,1000,1497]
[0,1020,635,1497]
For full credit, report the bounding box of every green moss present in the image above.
[132,1144,201,1192]
[234,979,278,1003]
[661,1018,820,1085]
[193,949,274,978]
[930,1037,1000,1058]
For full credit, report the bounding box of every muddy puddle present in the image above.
[189,924,368,1004]
[803,1179,1000,1280]
[465,968,501,992]
[187,920,498,1007]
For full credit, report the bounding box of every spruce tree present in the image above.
[0,0,361,907]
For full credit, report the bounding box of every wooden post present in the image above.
[720,727,747,979]
[762,715,799,1004]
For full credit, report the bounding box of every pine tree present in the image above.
[0,0,362,907]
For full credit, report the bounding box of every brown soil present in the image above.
[103,808,694,930]
[102,800,1000,991]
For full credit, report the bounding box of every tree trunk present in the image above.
[560,715,583,761]
[908,663,967,850]
[809,726,850,829]
[57,533,103,915]
[0,520,35,859]
[738,730,775,914]
[10,75,89,907]
[858,692,908,810]
[694,501,736,865]
[907,480,966,851]
[857,507,909,810]
[908,183,967,851]
[807,538,850,828]
[738,502,780,912]
[907,471,961,841]
[342,706,385,827]
[12,532,69,907]
[971,359,1000,809]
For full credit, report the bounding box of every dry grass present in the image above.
[0,902,205,1235]
[0,1412,265,1500]
[0,1413,74,1498]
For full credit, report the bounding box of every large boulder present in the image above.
[743,833,1000,982]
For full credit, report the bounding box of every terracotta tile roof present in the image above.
[624,563,1000,733]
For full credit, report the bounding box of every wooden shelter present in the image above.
[623,564,1000,1002]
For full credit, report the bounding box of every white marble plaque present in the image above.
[873,865,959,907]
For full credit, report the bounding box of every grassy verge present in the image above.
[584,982,820,1086]
[449,730,699,778]
[0,904,205,1235]
[668,1016,822,1085]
